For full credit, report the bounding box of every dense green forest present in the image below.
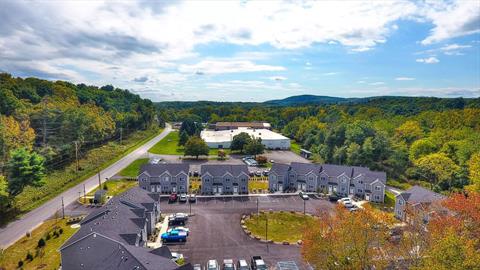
[158,97,480,192]
[0,73,160,215]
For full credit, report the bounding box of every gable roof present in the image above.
[140,163,189,177]
[290,162,321,175]
[270,163,290,176]
[321,164,353,178]
[61,232,179,270]
[399,185,445,204]
[201,164,249,177]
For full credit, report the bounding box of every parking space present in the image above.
[159,195,333,269]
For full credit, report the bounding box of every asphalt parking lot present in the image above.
[161,195,333,269]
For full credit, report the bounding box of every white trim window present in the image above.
[375,185,381,191]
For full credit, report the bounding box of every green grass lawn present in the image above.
[387,179,412,190]
[148,131,230,157]
[248,180,269,192]
[0,218,79,270]
[368,190,396,214]
[119,158,149,177]
[244,212,316,243]
[189,178,201,193]
[5,128,161,225]
[88,179,138,197]
[290,140,301,155]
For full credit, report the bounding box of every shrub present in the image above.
[256,155,267,165]
[18,260,23,267]
[25,231,31,238]
[103,183,108,191]
[45,233,51,240]
[25,251,33,261]
[59,228,63,234]
[37,238,46,248]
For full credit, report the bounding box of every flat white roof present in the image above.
[201,127,289,143]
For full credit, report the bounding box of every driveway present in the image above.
[160,195,333,269]
[0,125,173,249]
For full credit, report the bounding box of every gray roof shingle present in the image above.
[201,164,249,177]
[400,185,445,204]
[321,164,353,177]
[290,162,321,175]
[140,163,190,177]
[270,163,290,176]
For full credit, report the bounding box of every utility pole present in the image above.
[83,184,86,203]
[97,168,101,189]
[61,196,65,219]
[257,198,259,215]
[42,118,47,148]
[120,127,123,144]
[74,141,79,172]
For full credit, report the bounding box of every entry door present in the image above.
[218,186,223,194]
[157,185,162,193]
[365,194,370,201]
[328,185,333,194]
[278,184,283,192]
[233,186,238,194]
[349,187,354,195]
[297,183,302,191]
[172,186,177,193]
[151,186,155,192]
[213,186,217,194]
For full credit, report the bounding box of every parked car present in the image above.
[193,264,202,270]
[207,260,220,270]
[270,159,275,163]
[251,256,267,270]
[168,215,187,226]
[237,259,249,270]
[161,230,187,242]
[262,170,269,176]
[299,192,309,200]
[223,259,235,270]
[329,194,341,202]
[149,157,163,164]
[189,194,197,203]
[171,252,184,261]
[169,193,178,203]
[168,226,190,235]
[344,201,355,208]
[337,197,353,205]
[179,193,188,203]
[254,171,262,177]
[348,205,359,212]
[193,170,200,177]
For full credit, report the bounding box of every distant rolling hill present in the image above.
[263,95,368,106]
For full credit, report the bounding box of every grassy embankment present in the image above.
[0,218,79,270]
[10,128,162,220]
[244,212,316,243]
[290,140,301,155]
[148,131,229,157]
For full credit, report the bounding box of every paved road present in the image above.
[386,185,403,195]
[0,124,172,249]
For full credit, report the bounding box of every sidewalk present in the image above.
[147,216,169,249]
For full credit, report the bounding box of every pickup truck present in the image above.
[251,256,267,270]
[161,230,187,242]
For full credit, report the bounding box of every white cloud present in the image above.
[178,60,285,74]
[420,0,480,45]
[416,57,440,64]
[395,77,415,81]
[356,80,366,84]
[369,81,385,86]
[322,72,339,76]
[305,62,312,66]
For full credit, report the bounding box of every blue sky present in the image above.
[0,0,479,101]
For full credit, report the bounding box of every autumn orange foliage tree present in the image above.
[302,204,394,269]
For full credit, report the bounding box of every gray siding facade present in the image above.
[201,165,249,195]
[138,164,190,194]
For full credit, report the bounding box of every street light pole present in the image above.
[257,198,259,215]
[303,199,306,215]
[265,214,269,253]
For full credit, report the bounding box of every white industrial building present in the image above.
[201,127,291,150]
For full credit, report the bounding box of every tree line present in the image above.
[157,97,480,192]
[0,73,159,214]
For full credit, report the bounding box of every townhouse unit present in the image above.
[201,164,249,195]
[268,162,386,203]
[138,163,190,194]
[60,187,191,270]
[394,185,445,222]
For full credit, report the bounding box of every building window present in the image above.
[226,178,230,182]
[204,178,209,182]
[375,186,381,191]
[321,177,326,181]
[341,187,345,192]
[309,176,314,181]
[241,178,246,182]
[399,200,403,205]
[359,181,363,184]
[342,178,346,183]
[164,176,170,182]
[375,195,380,200]
[357,189,362,193]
